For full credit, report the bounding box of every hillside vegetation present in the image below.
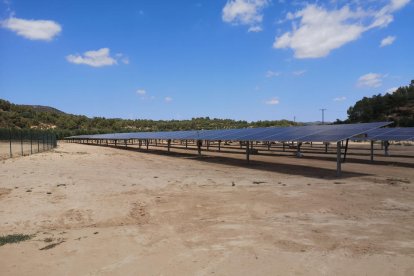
[0,99,296,138]
[345,80,414,126]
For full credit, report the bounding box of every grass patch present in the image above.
[0,234,33,246]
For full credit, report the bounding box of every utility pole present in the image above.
[319,108,327,125]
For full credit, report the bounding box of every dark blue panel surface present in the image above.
[67,122,392,143]
[352,127,414,141]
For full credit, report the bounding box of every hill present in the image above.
[344,80,414,126]
[18,105,66,114]
[0,99,297,138]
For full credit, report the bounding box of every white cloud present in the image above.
[222,0,269,31]
[380,35,396,47]
[370,0,410,29]
[357,73,384,88]
[265,97,279,105]
[66,48,118,67]
[266,70,281,78]
[385,87,398,93]
[274,5,364,59]
[248,26,263,32]
[136,89,146,95]
[1,17,61,41]
[333,96,347,102]
[293,70,306,76]
[274,1,410,58]
[164,96,173,102]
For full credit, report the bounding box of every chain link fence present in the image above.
[0,128,57,160]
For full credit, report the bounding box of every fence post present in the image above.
[30,130,33,154]
[37,132,40,153]
[43,133,45,151]
[20,131,23,156]
[9,129,12,158]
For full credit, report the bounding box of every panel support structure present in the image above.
[370,140,374,162]
[197,140,202,156]
[296,142,302,158]
[342,139,349,163]
[384,140,389,156]
[336,141,342,177]
[246,141,250,163]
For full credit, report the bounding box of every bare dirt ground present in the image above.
[0,141,413,275]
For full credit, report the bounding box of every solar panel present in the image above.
[353,127,414,141]
[67,122,392,143]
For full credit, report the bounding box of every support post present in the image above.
[268,142,271,150]
[146,139,149,150]
[342,139,349,162]
[167,139,171,152]
[336,141,342,177]
[207,141,209,151]
[384,140,389,156]
[185,140,188,149]
[283,142,285,152]
[218,140,221,152]
[197,140,202,156]
[246,141,250,163]
[325,142,328,154]
[370,140,374,163]
[296,142,302,157]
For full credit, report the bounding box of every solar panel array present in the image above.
[67,122,391,143]
[354,127,414,141]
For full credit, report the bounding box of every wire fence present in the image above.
[0,128,57,160]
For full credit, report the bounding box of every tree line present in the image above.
[0,99,296,139]
[335,80,414,126]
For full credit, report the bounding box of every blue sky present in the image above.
[0,0,413,122]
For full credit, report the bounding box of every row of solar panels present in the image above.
[67,122,394,143]
[354,127,414,141]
